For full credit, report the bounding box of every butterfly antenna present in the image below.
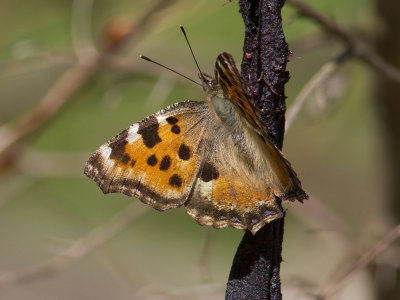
[179,25,206,81]
[139,55,201,86]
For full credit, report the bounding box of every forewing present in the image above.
[84,100,209,211]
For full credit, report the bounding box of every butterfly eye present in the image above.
[200,74,217,88]
[210,79,218,90]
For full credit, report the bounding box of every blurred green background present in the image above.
[0,0,392,299]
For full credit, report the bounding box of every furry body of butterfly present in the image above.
[84,52,307,234]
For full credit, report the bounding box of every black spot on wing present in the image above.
[200,162,219,182]
[169,174,182,188]
[147,154,158,166]
[159,155,171,171]
[138,116,161,148]
[109,129,128,160]
[130,160,136,167]
[166,117,178,124]
[121,154,131,164]
[178,144,191,160]
[171,125,180,134]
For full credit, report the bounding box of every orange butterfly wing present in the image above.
[85,101,208,211]
[85,99,284,234]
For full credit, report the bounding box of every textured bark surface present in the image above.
[225,1,290,299]
[375,0,400,299]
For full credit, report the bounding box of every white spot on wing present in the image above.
[100,145,112,159]
[127,124,139,142]
[156,115,167,125]
[99,145,115,168]
[198,180,213,200]
[165,189,181,198]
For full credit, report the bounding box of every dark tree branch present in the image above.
[240,0,289,147]
[226,1,290,299]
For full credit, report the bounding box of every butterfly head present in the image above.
[199,72,218,94]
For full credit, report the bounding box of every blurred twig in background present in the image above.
[0,202,149,290]
[287,0,400,84]
[287,1,400,298]
[285,50,350,132]
[197,228,214,283]
[0,52,76,78]
[71,0,98,63]
[0,0,174,167]
[318,224,400,299]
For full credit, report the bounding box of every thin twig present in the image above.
[0,64,97,156]
[287,0,400,84]
[0,52,75,78]
[71,0,98,62]
[285,51,350,131]
[317,224,400,299]
[197,228,213,283]
[15,150,88,177]
[289,194,350,241]
[0,202,149,290]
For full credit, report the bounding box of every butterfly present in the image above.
[84,52,308,235]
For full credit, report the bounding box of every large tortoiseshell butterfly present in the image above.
[85,48,307,234]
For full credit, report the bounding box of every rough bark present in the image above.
[225,1,290,299]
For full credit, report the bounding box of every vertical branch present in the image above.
[226,0,289,299]
[240,0,289,146]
